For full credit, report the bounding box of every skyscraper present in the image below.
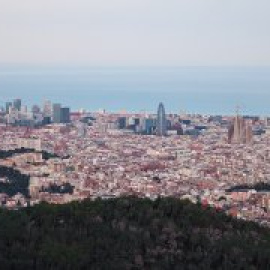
[53,104,70,124]
[53,103,61,123]
[43,100,52,117]
[32,105,40,114]
[13,99,21,111]
[156,102,167,136]
[144,118,156,135]
[60,107,70,123]
[5,102,12,114]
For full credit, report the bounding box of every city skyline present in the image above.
[1,64,270,115]
[1,96,270,227]
[0,97,267,118]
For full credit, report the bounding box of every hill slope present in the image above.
[0,197,270,269]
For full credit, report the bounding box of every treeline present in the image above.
[0,197,270,269]
[0,166,29,197]
[0,148,59,160]
[227,182,270,192]
[40,183,74,194]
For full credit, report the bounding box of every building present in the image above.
[60,107,70,123]
[17,137,42,151]
[156,102,167,136]
[43,100,52,117]
[13,99,22,111]
[143,118,156,135]
[29,177,40,199]
[53,104,70,124]
[32,105,41,114]
[77,123,87,137]
[5,102,12,114]
[228,114,253,144]
[118,117,126,129]
[53,104,62,123]
[42,116,51,125]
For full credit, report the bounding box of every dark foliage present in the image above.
[0,148,34,159]
[40,183,74,194]
[0,166,29,197]
[41,151,59,160]
[0,197,269,269]
[0,148,59,160]
[227,182,270,192]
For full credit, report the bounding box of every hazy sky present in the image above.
[1,0,270,66]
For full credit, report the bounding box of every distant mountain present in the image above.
[0,197,269,269]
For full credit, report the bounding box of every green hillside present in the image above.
[0,197,269,269]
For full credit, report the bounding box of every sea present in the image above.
[0,66,270,116]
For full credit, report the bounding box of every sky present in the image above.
[0,0,270,66]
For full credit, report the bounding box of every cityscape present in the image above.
[1,0,270,267]
[1,98,270,227]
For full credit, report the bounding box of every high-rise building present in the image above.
[53,104,70,124]
[32,105,40,114]
[53,103,62,123]
[21,105,28,114]
[144,118,156,135]
[156,102,167,136]
[60,107,70,123]
[228,114,253,144]
[5,102,12,114]
[13,99,22,111]
[43,100,52,117]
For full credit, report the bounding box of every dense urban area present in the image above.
[1,98,270,228]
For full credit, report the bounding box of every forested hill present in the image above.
[1,197,270,269]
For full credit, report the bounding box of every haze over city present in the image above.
[1,0,270,66]
[1,1,270,115]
